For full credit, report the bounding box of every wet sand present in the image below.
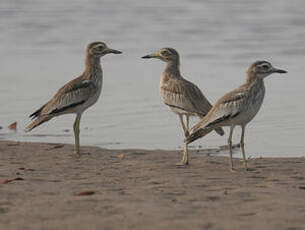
[0,140,305,230]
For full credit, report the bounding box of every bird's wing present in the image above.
[32,77,97,117]
[161,77,213,116]
[192,88,248,131]
[185,87,247,143]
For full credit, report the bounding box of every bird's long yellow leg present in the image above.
[228,125,235,171]
[177,142,189,166]
[183,142,189,165]
[240,125,248,170]
[176,115,189,166]
[73,114,81,155]
[186,115,190,136]
[178,115,189,137]
[183,115,190,165]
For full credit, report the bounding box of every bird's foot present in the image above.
[176,161,189,167]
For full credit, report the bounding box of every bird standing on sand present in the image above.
[25,42,122,155]
[142,48,224,166]
[185,61,287,170]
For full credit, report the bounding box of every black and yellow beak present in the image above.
[141,53,159,59]
[105,48,122,54]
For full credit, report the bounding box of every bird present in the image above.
[25,41,122,155]
[185,60,287,170]
[142,48,224,166]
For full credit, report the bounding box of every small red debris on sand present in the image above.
[74,191,96,196]
[1,179,10,184]
[8,122,17,131]
[1,177,24,184]
[45,144,65,151]
[117,154,125,159]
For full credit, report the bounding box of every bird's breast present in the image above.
[240,85,266,123]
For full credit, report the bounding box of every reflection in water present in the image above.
[0,0,304,157]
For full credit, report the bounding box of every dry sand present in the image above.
[0,140,305,230]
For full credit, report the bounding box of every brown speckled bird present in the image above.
[25,42,122,155]
[186,60,287,171]
[142,48,224,166]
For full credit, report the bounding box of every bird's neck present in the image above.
[245,71,265,94]
[246,70,261,85]
[84,54,102,80]
[163,60,181,78]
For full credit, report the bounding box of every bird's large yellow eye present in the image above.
[161,50,170,56]
[94,44,104,51]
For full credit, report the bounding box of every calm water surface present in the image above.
[0,0,305,157]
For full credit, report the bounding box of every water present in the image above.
[0,0,305,157]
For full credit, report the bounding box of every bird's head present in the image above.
[248,60,287,79]
[87,42,122,57]
[142,48,179,63]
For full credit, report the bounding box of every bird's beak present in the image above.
[105,48,122,54]
[141,53,159,59]
[272,68,287,74]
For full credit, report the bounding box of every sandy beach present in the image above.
[0,141,304,230]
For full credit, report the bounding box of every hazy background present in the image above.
[0,0,304,157]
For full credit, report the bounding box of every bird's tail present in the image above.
[185,127,213,144]
[24,116,52,132]
[198,114,224,137]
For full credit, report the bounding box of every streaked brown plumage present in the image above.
[160,75,215,118]
[25,41,122,155]
[186,60,287,170]
[142,48,224,166]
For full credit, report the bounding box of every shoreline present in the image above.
[1,140,305,230]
